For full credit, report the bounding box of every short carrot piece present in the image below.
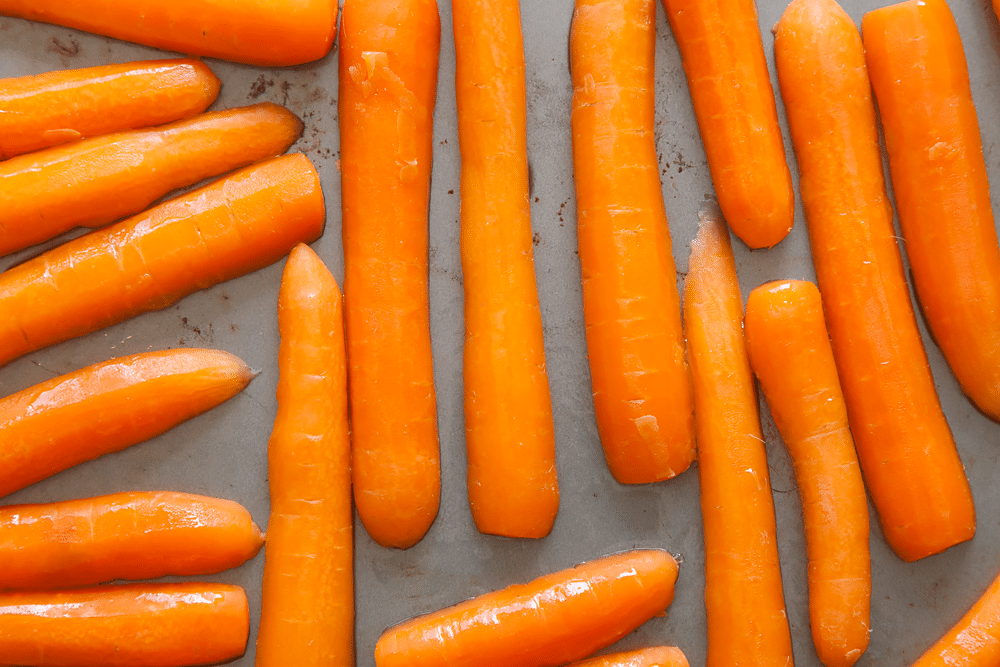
[744,279,870,667]
[683,206,793,667]
[0,582,249,667]
[374,549,679,667]
[452,0,559,538]
[569,0,695,484]
[256,244,353,667]
[339,0,442,549]
[0,153,325,370]
[909,568,1000,667]
[564,647,690,667]
[772,0,975,562]
[0,102,304,257]
[0,59,219,160]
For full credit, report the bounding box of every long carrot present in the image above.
[0,59,219,160]
[0,153,325,370]
[683,206,793,667]
[374,550,679,667]
[772,0,975,562]
[339,0,441,549]
[659,0,794,248]
[565,647,689,667]
[0,102,304,257]
[0,582,248,667]
[569,0,695,484]
[452,0,558,538]
[744,279,870,667]
[256,244,353,667]
[909,568,1000,667]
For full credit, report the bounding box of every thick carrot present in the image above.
[683,206,793,667]
[772,0,975,562]
[0,152,325,370]
[256,244,353,667]
[339,0,441,549]
[0,59,219,160]
[565,647,689,667]
[569,0,695,484]
[0,102,304,257]
[452,0,558,538]
[374,550,679,667]
[659,0,794,248]
[909,568,1000,667]
[0,582,248,667]
[744,279,870,667]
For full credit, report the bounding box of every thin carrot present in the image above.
[0,59,219,160]
[339,0,441,549]
[0,582,248,667]
[256,244,353,667]
[772,0,975,562]
[909,568,1000,667]
[452,0,558,538]
[659,0,794,248]
[374,549,679,667]
[0,102,304,257]
[683,206,793,667]
[569,0,695,484]
[0,153,325,370]
[564,647,689,667]
[744,279,870,667]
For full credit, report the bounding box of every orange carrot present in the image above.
[0,153,325,370]
[452,0,558,538]
[565,647,689,667]
[0,582,248,667]
[0,102,304,257]
[772,0,975,562]
[569,0,695,484]
[374,550,679,667]
[909,568,1000,667]
[339,0,441,549]
[256,244,353,667]
[0,59,219,160]
[659,0,794,248]
[744,279,870,667]
[683,206,793,667]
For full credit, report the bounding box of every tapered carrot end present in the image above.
[774,0,853,37]
[186,59,222,110]
[690,201,734,267]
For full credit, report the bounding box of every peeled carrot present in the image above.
[374,550,678,667]
[772,0,975,562]
[256,244,353,667]
[659,0,794,248]
[0,59,219,160]
[339,0,441,549]
[909,568,1000,667]
[0,102,304,257]
[564,647,689,667]
[744,279,870,667]
[683,206,793,667]
[0,582,248,667]
[569,0,695,484]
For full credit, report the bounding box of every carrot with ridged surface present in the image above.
[909,568,1000,667]
[565,647,689,667]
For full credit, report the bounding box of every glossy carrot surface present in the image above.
[910,568,1000,667]
[565,647,689,667]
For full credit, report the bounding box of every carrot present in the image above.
[744,279,870,667]
[0,59,219,160]
[683,206,793,667]
[569,0,695,484]
[339,0,441,549]
[0,582,248,667]
[909,568,1000,667]
[772,0,975,562]
[0,102,304,257]
[374,549,679,667]
[0,152,325,370]
[659,0,794,248]
[564,647,689,667]
[452,0,558,538]
[256,244,353,667]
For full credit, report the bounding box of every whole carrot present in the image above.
[683,206,793,667]
[772,0,975,562]
[452,0,558,538]
[0,153,325,370]
[565,647,689,667]
[744,279,870,667]
[339,0,441,549]
[569,0,695,484]
[256,244,353,667]
[0,59,219,160]
[0,102,304,257]
[909,568,1000,667]
[0,582,248,667]
[374,550,679,667]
